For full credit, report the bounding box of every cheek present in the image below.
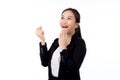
[69,22,76,29]
[69,26,75,31]
[59,20,63,26]
[69,23,76,30]
[67,26,75,32]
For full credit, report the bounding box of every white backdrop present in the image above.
[0,0,120,80]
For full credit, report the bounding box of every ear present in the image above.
[75,23,79,28]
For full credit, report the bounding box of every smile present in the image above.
[62,26,68,28]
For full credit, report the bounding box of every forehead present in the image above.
[62,10,75,17]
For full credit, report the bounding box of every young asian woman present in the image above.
[36,8,87,80]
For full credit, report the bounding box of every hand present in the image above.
[36,26,45,45]
[58,29,71,50]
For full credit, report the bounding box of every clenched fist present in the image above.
[36,26,45,45]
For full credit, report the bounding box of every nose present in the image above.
[61,19,67,25]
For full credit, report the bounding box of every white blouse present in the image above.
[51,47,61,77]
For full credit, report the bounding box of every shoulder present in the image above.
[53,38,58,43]
[75,37,85,44]
[73,38,87,55]
[51,38,59,47]
[48,38,59,51]
[74,38,86,49]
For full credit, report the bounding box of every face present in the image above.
[60,10,78,35]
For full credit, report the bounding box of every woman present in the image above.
[36,8,86,80]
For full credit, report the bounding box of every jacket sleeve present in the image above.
[60,38,86,72]
[39,42,49,67]
[39,39,58,67]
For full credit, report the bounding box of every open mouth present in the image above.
[62,26,68,28]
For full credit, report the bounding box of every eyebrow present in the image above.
[61,15,73,18]
[68,16,73,18]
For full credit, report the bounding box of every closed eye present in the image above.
[61,17,64,19]
[67,17,72,20]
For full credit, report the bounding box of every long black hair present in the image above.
[62,8,82,39]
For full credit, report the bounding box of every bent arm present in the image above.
[39,39,58,67]
[60,39,86,72]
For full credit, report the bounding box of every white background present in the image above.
[0,0,120,80]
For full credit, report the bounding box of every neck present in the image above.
[67,30,75,38]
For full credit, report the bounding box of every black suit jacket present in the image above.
[39,33,86,80]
